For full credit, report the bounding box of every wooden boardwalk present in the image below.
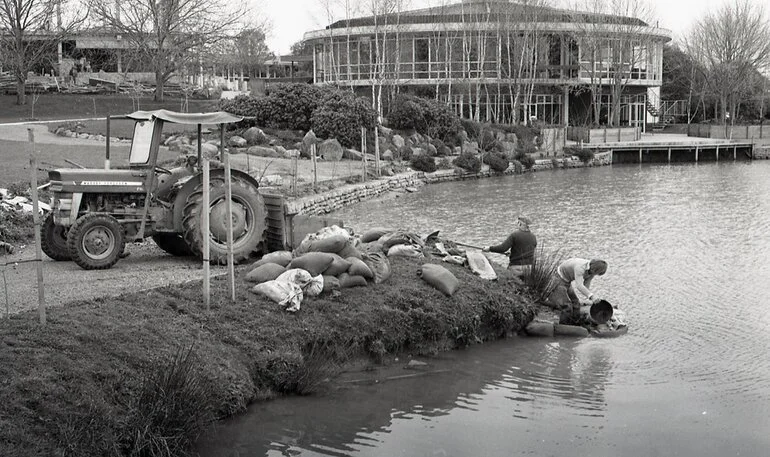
[580,139,754,164]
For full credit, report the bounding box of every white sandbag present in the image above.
[465,250,497,280]
[304,274,324,297]
[251,280,303,312]
[276,268,314,288]
[387,244,423,258]
[295,225,351,255]
[442,255,465,265]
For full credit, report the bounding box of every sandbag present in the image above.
[338,272,368,288]
[418,263,459,296]
[322,275,341,293]
[465,250,497,280]
[251,280,303,312]
[336,241,363,259]
[306,234,348,254]
[360,227,391,243]
[347,257,374,279]
[253,250,293,268]
[294,225,350,255]
[288,252,335,276]
[387,244,423,258]
[525,321,555,337]
[379,230,424,251]
[245,263,286,283]
[323,253,352,276]
[304,274,324,297]
[554,324,590,337]
[276,268,314,288]
[362,252,391,284]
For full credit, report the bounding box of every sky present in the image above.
[262,0,739,55]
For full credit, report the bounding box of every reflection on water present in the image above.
[197,163,770,457]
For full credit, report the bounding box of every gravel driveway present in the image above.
[1,241,229,316]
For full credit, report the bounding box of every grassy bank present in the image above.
[0,255,536,457]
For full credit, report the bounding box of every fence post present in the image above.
[223,149,235,302]
[311,143,318,191]
[374,126,381,177]
[202,158,210,311]
[28,128,46,326]
[361,126,366,183]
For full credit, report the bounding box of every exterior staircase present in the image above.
[646,98,687,132]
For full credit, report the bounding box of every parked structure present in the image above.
[302,0,671,129]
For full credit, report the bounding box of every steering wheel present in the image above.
[154,166,173,175]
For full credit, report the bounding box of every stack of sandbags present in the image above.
[357,227,426,259]
[246,225,394,311]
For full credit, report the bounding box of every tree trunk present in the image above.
[15,79,27,105]
[154,70,165,102]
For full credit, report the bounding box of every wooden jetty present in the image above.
[581,140,754,164]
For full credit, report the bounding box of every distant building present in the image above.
[302,0,671,128]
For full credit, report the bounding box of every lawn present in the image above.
[0,93,219,123]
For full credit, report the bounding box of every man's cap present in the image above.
[517,215,532,226]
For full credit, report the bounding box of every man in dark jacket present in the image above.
[483,215,537,276]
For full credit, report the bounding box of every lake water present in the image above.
[197,162,770,457]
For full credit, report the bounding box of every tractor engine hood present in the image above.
[49,169,147,193]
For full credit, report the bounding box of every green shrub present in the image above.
[483,152,510,172]
[0,209,33,244]
[388,96,426,131]
[513,152,536,170]
[387,94,462,145]
[479,127,499,152]
[410,154,437,173]
[397,145,414,161]
[218,95,273,129]
[437,157,454,169]
[453,153,481,173]
[564,146,595,163]
[460,119,481,141]
[431,138,452,157]
[311,91,377,148]
[521,245,564,305]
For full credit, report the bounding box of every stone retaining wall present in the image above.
[286,152,612,216]
[753,146,770,160]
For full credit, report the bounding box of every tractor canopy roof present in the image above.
[126,109,243,125]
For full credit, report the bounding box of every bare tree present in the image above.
[0,0,85,104]
[683,0,770,125]
[87,0,254,101]
[569,0,656,126]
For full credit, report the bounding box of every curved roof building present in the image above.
[303,0,671,128]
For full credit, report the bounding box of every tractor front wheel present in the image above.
[67,213,125,270]
[41,213,70,261]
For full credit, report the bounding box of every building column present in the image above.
[562,86,570,126]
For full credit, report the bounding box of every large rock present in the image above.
[228,135,247,148]
[246,145,280,157]
[242,127,267,145]
[201,143,220,158]
[318,138,343,161]
[301,130,319,158]
[284,149,300,159]
[392,134,405,149]
[378,126,393,137]
[382,149,394,161]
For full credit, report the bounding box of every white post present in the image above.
[28,128,46,325]
[223,150,235,301]
[202,159,210,311]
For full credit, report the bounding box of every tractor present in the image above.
[41,109,268,270]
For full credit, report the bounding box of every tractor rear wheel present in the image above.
[41,213,70,261]
[182,176,267,264]
[152,233,193,257]
[67,213,125,270]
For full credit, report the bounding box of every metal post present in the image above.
[311,143,318,191]
[374,126,381,177]
[361,126,366,183]
[639,148,642,164]
[202,159,210,311]
[105,115,111,169]
[28,128,46,325]
[667,147,671,163]
[223,149,235,302]
[733,145,737,160]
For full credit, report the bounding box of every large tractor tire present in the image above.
[66,213,125,270]
[41,213,70,261]
[152,233,194,257]
[182,176,267,264]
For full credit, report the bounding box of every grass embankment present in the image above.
[0,94,218,124]
[0,255,537,457]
